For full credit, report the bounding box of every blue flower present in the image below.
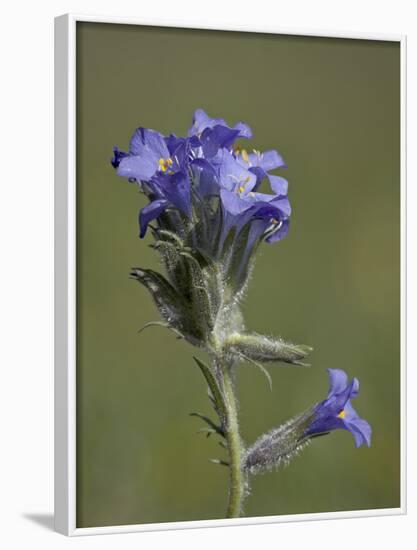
[218,152,258,213]
[165,133,200,165]
[189,108,252,140]
[305,369,372,448]
[116,128,183,182]
[112,110,293,248]
[189,108,253,158]
[216,150,291,245]
[139,171,191,237]
[235,147,288,193]
[219,153,290,214]
[248,203,291,243]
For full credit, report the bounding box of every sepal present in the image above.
[150,229,222,345]
[244,409,319,474]
[130,267,202,346]
[223,333,313,366]
[190,412,225,438]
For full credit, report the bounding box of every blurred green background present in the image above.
[76,22,400,527]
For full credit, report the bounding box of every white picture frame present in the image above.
[54,13,407,536]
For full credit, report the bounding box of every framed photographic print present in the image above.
[54,14,406,536]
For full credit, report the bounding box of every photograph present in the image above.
[73,20,401,529]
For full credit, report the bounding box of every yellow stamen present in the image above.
[241,149,249,163]
[158,157,173,172]
[337,409,346,419]
[271,218,279,225]
[238,185,245,194]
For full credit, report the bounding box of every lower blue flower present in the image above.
[305,369,372,448]
[139,171,192,237]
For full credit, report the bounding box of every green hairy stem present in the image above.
[218,360,246,517]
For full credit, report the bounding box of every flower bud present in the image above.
[223,332,313,366]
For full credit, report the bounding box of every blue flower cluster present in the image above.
[112,109,291,249]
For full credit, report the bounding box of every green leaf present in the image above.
[189,412,225,437]
[137,321,184,339]
[193,356,226,422]
[197,427,218,437]
[209,458,230,467]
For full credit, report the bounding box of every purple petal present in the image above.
[117,155,157,181]
[268,175,289,196]
[342,400,359,421]
[201,126,240,157]
[220,189,253,215]
[197,168,219,197]
[321,378,359,417]
[270,196,291,217]
[142,129,169,159]
[259,150,287,170]
[234,121,253,139]
[347,418,372,447]
[248,166,267,188]
[191,157,216,174]
[129,128,169,164]
[306,415,346,436]
[248,201,282,219]
[188,108,226,136]
[266,219,290,243]
[189,108,211,134]
[250,192,277,203]
[219,153,257,193]
[150,172,190,216]
[351,377,360,398]
[236,218,272,269]
[139,199,168,237]
[165,133,184,156]
[188,108,252,140]
[327,369,349,397]
[160,171,191,215]
[111,147,128,169]
[129,127,145,154]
